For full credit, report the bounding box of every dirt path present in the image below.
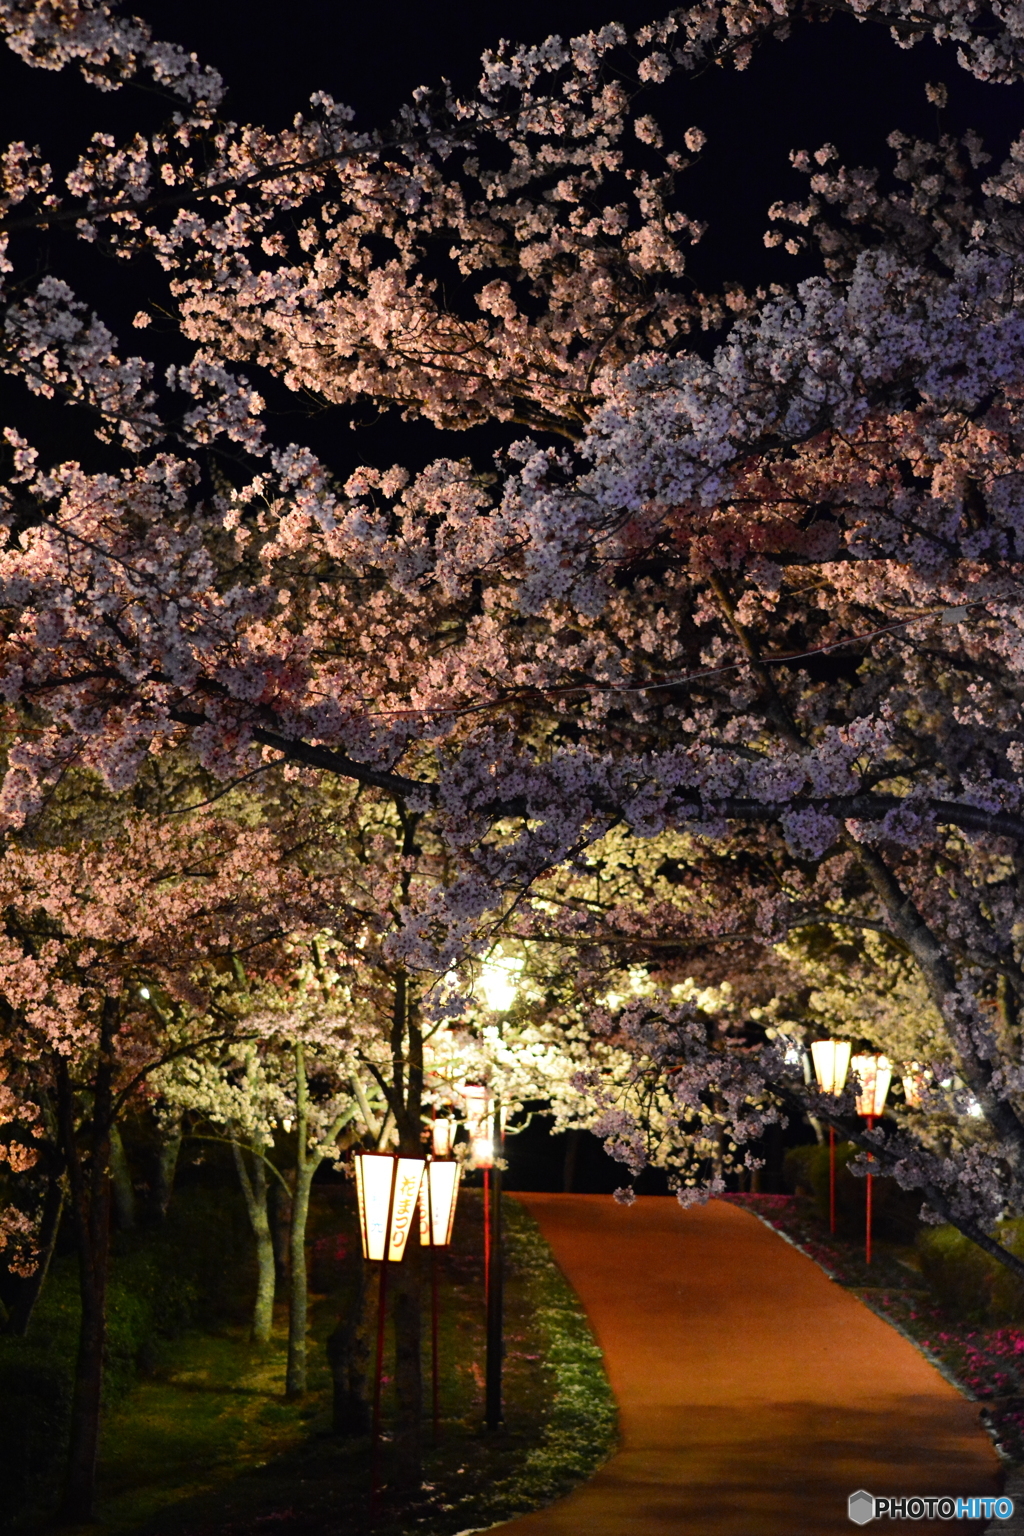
[489,1195,1001,1536]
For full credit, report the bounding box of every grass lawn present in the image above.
[16,1184,615,1536]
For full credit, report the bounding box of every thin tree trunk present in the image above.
[56,997,118,1525]
[152,1113,182,1221]
[232,1139,276,1344]
[109,1122,136,1230]
[326,1257,372,1435]
[3,1174,64,1337]
[286,1042,311,1398]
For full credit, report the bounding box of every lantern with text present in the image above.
[810,1040,851,1235]
[354,1152,425,1262]
[851,1054,892,1265]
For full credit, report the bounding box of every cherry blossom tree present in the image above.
[3,0,1024,1300]
[0,796,322,1521]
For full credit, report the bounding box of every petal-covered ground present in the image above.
[489,1195,1001,1536]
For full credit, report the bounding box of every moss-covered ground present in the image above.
[5,1181,615,1535]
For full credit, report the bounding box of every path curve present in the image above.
[490,1195,1000,1536]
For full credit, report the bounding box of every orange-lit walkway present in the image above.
[489,1195,1001,1536]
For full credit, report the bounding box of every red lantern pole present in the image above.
[865,1113,875,1266]
[369,1158,398,1527]
[483,1166,491,1304]
[431,1241,440,1440]
[829,1124,837,1234]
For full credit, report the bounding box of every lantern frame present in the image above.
[419,1159,461,1248]
[354,1151,426,1263]
[851,1054,892,1119]
[810,1039,852,1097]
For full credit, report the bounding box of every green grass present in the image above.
[14,1186,616,1536]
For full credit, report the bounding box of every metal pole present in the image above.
[485,1103,503,1430]
[865,1114,874,1266]
[829,1124,837,1234]
[483,1166,490,1305]
[428,1168,440,1442]
[369,1158,398,1525]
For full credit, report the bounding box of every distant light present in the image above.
[479,958,521,1013]
[901,1065,926,1109]
[139,987,151,1000]
[851,1054,892,1119]
[432,1118,455,1157]
[967,1098,984,1119]
[470,1134,495,1170]
[282,1118,292,1133]
[783,1044,803,1066]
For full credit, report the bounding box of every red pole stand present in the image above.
[431,1243,440,1442]
[369,1260,389,1525]
[829,1125,837,1234]
[865,1114,875,1266]
[483,1167,491,1305]
[369,1158,398,1527]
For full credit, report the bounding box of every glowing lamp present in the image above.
[851,1054,892,1119]
[431,1117,456,1157]
[810,1039,852,1096]
[354,1152,425,1262]
[901,1066,926,1109]
[419,1159,461,1247]
[460,1083,491,1134]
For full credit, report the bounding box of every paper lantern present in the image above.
[901,1067,926,1109]
[419,1160,461,1247]
[810,1039,852,1096]
[431,1117,456,1157]
[851,1054,892,1119]
[354,1152,425,1262]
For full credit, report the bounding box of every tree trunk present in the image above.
[232,1139,276,1344]
[152,1113,182,1221]
[286,1042,311,1398]
[109,1122,136,1231]
[286,1159,313,1395]
[326,1258,372,1435]
[3,1175,64,1337]
[391,1227,423,1486]
[55,997,118,1524]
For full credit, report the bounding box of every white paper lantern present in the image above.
[419,1160,461,1247]
[851,1054,892,1119]
[810,1039,852,1096]
[354,1152,425,1262]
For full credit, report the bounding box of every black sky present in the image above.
[1,2,1022,474]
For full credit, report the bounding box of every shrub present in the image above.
[917,1221,1024,1325]
[784,1138,923,1242]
